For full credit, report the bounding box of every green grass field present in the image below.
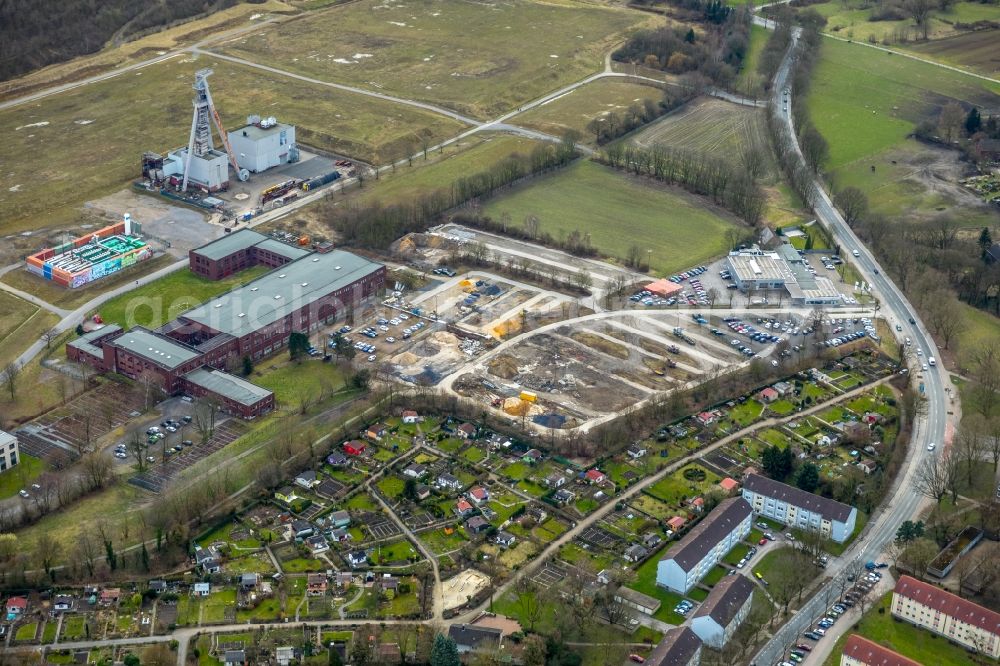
[822,592,983,666]
[219,0,646,119]
[517,79,663,142]
[0,454,46,499]
[253,356,351,406]
[347,134,542,207]
[482,160,738,276]
[0,57,465,235]
[0,290,56,368]
[735,24,770,95]
[806,0,1000,45]
[93,264,270,330]
[956,302,1000,368]
[807,38,1000,172]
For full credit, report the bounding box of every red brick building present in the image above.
[188,229,309,280]
[66,240,384,418]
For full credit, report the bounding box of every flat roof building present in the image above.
[182,368,274,418]
[727,245,842,306]
[228,116,296,174]
[189,229,309,280]
[742,473,857,543]
[66,238,384,419]
[657,497,753,593]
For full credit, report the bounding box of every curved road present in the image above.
[750,24,952,666]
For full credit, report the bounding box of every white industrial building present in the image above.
[161,148,230,191]
[726,244,841,306]
[229,116,297,174]
[0,430,20,474]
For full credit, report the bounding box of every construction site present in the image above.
[137,68,359,223]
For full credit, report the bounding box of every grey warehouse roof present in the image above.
[184,368,273,406]
[727,252,790,282]
[692,573,754,626]
[112,327,201,369]
[192,229,269,260]
[743,473,855,523]
[661,497,752,572]
[180,250,382,338]
[253,238,310,261]
[67,324,122,357]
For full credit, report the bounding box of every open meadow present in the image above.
[217,0,646,119]
[630,96,806,226]
[806,38,1000,223]
[0,292,58,367]
[801,0,1000,46]
[516,79,663,142]
[482,159,739,275]
[806,37,1000,171]
[0,56,465,235]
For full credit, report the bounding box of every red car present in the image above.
[758,538,769,545]
[629,655,646,663]
[796,644,813,652]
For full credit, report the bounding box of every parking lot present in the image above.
[127,418,246,492]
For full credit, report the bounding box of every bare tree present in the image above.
[1,361,22,401]
[41,328,58,350]
[126,429,147,472]
[834,187,869,227]
[906,0,934,39]
[137,368,163,412]
[192,398,219,445]
[80,452,113,489]
[913,454,951,504]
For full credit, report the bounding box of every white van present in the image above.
[852,249,860,257]
[928,357,936,366]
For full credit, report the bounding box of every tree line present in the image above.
[0,0,255,82]
[318,138,578,250]
[596,142,768,226]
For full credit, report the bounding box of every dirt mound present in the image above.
[432,331,459,345]
[412,341,441,357]
[488,355,520,379]
[394,352,420,366]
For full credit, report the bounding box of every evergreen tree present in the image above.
[795,462,819,492]
[328,645,343,666]
[965,107,982,135]
[288,331,311,361]
[242,355,253,376]
[979,227,993,261]
[75,323,85,336]
[430,634,460,666]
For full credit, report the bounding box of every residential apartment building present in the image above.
[840,635,921,666]
[646,626,702,666]
[0,430,19,473]
[690,574,755,648]
[742,473,857,543]
[891,575,1000,658]
[657,497,753,593]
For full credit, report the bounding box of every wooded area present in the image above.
[0,0,254,82]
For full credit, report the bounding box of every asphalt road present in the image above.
[750,25,951,666]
